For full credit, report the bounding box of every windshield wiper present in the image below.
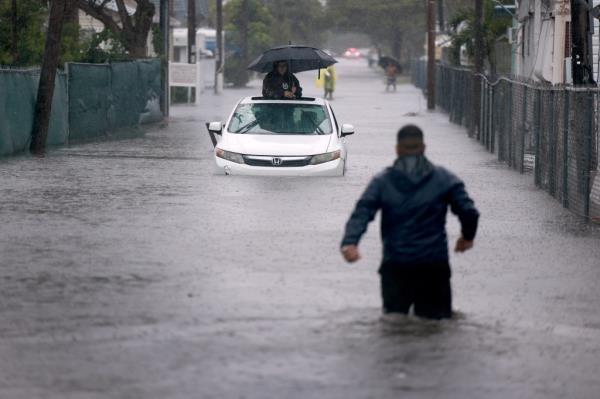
[234,119,259,134]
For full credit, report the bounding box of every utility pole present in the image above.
[571,0,595,84]
[215,0,223,94]
[427,0,436,110]
[240,0,249,85]
[437,0,445,32]
[160,0,170,117]
[472,0,484,137]
[30,0,69,154]
[11,0,18,64]
[187,0,196,102]
[187,0,196,63]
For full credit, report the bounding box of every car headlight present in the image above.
[309,150,341,165]
[216,148,245,164]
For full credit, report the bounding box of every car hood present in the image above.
[221,133,333,156]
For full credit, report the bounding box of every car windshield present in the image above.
[228,103,333,135]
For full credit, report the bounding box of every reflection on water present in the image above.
[379,313,447,337]
[326,307,477,339]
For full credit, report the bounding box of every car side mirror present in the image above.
[341,124,355,137]
[208,121,223,135]
[206,121,223,148]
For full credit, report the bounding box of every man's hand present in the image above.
[454,237,474,253]
[341,245,361,263]
[283,90,295,99]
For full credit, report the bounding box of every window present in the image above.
[228,103,333,135]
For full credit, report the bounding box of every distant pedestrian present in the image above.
[340,125,480,320]
[385,63,398,92]
[367,47,377,68]
[323,65,336,100]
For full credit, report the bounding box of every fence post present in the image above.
[563,90,570,208]
[480,77,485,141]
[491,84,496,153]
[549,90,557,197]
[584,91,594,220]
[483,82,488,146]
[534,89,542,186]
[520,86,527,173]
[486,83,490,150]
[507,82,514,164]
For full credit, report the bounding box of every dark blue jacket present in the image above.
[341,157,479,265]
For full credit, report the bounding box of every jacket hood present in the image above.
[389,154,434,191]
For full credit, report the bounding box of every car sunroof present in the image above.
[250,97,316,101]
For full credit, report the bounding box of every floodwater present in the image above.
[1,60,600,398]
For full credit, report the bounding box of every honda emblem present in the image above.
[272,157,282,166]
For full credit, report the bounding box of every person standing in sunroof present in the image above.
[262,61,303,99]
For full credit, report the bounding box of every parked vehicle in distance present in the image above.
[210,97,354,176]
[343,48,362,58]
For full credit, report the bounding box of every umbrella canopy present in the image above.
[247,45,337,74]
[378,56,401,70]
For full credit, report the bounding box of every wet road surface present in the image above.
[1,60,600,398]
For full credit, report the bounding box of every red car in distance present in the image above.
[343,48,362,58]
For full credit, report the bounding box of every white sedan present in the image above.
[209,96,354,176]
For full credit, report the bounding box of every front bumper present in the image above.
[214,157,345,176]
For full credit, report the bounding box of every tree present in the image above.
[327,0,425,64]
[0,0,46,65]
[224,0,273,86]
[262,0,327,47]
[77,0,155,58]
[30,0,71,154]
[0,0,86,66]
[10,0,17,62]
[448,0,513,75]
[79,29,131,63]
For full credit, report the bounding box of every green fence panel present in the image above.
[110,61,142,129]
[0,59,161,156]
[0,70,68,156]
[137,59,162,124]
[47,73,69,146]
[68,63,112,141]
[0,71,36,156]
[68,59,162,141]
[137,59,162,100]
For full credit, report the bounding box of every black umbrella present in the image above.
[378,56,401,70]
[247,45,337,74]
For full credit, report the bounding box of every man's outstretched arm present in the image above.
[340,177,382,262]
[448,181,480,253]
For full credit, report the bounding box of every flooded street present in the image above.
[1,60,600,398]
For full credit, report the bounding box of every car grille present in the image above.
[243,156,312,167]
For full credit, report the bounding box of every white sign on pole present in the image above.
[169,62,197,87]
[169,62,202,104]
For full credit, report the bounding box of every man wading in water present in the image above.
[340,125,480,320]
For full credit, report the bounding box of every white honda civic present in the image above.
[209,96,354,176]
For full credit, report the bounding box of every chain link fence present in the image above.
[412,61,599,221]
